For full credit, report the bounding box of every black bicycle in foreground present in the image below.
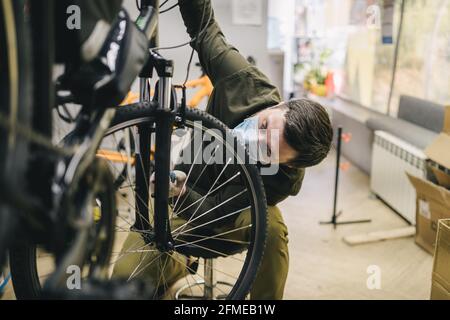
[0,0,267,299]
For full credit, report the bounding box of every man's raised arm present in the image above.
[178,0,250,85]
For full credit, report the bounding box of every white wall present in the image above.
[124,0,284,104]
[268,0,295,97]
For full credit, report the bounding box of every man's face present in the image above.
[255,104,298,165]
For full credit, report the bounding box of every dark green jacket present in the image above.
[175,0,304,224]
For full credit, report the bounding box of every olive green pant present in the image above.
[112,206,289,300]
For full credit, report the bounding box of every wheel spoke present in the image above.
[109,239,155,266]
[174,225,251,247]
[104,153,152,227]
[175,238,246,263]
[195,258,240,283]
[174,171,241,217]
[172,127,205,211]
[174,157,233,237]
[173,198,249,235]
[106,132,154,228]
[173,145,220,215]
[127,252,163,282]
[169,128,192,215]
[164,253,230,298]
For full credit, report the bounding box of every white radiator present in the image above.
[370,131,427,224]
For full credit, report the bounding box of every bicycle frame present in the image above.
[51,0,169,253]
[45,2,166,289]
[45,0,181,290]
[0,0,190,296]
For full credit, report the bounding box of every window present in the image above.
[293,0,449,115]
[337,0,398,114]
[389,0,450,116]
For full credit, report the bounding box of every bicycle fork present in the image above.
[134,50,175,252]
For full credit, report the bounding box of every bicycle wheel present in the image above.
[0,0,33,270]
[10,157,117,299]
[10,106,268,300]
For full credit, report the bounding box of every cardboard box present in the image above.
[431,219,450,300]
[424,105,450,171]
[427,161,450,189]
[407,106,450,254]
[407,174,450,253]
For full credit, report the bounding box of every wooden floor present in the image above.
[1,151,433,300]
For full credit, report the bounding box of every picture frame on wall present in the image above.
[231,0,263,26]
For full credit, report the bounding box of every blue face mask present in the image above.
[233,116,259,144]
[233,116,271,164]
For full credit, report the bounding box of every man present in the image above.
[113,0,332,299]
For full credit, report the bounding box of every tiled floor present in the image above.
[1,151,433,300]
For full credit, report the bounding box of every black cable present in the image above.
[147,1,209,86]
[159,0,170,8]
[183,48,196,86]
[151,41,192,50]
[138,0,171,11]
[183,1,208,85]
[160,2,179,14]
[151,0,211,50]
[56,104,76,124]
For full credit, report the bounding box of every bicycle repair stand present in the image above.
[320,126,371,229]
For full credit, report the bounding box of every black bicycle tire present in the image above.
[0,0,34,270]
[10,106,268,300]
[110,107,268,300]
[112,128,136,190]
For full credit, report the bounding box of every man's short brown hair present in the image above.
[281,99,333,168]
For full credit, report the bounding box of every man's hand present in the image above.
[150,170,187,198]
